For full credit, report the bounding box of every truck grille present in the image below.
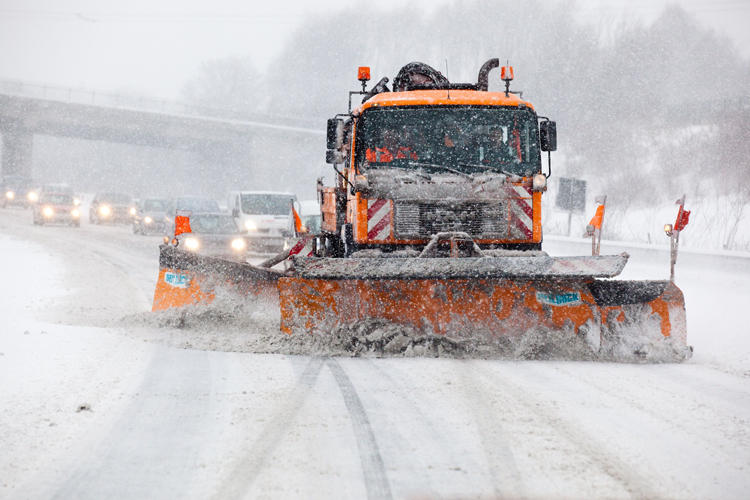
[393,202,508,239]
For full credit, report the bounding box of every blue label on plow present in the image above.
[536,291,581,306]
[164,271,191,288]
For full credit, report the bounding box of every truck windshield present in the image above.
[355,106,541,176]
[241,194,293,215]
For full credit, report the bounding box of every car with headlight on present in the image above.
[32,193,81,226]
[89,192,136,224]
[175,213,248,262]
[227,191,298,252]
[164,197,221,234]
[1,176,35,208]
[133,197,171,235]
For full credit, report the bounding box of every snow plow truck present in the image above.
[152,59,691,360]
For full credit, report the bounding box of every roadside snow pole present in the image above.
[585,195,607,256]
[664,195,691,282]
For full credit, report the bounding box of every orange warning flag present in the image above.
[674,206,691,232]
[174,210,192,236]
[589,204,605,230]
[290,200,303,235]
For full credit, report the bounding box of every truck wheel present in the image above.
[341,224,354,257]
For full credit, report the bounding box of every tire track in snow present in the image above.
[51,346,217,500]
[213,356,324,500]
[454,364,525,499]
[326,358,393,500]
[547,363,750,470]
[473,361,660,500]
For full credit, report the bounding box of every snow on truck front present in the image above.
[342,91,548,251]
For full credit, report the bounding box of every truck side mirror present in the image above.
[232,208,239,218]
[327,118,344,150]
[540,121,557,152]
[326,150,344,164]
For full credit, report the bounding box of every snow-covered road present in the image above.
[1,207,749,499]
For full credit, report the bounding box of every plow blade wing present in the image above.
[152,245,280,311]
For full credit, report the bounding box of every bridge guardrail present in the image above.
[0,78,320,129]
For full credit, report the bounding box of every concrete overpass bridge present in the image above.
[0,79,323,178]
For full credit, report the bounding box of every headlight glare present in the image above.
[245,220,257,231]
[99,206,111,216]
[185,237,200,250]
[71,209,80,218]
[43,207,54,217]
[144,216,153,224]
[533,174,547,191]
[6,191,14,199]
[129,207,136,215]
[231,238,246,251]
[28,192,38,202]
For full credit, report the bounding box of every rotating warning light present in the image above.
[501,66,514,81]
[358,67,371,82]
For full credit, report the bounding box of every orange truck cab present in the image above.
[319,59,557,257]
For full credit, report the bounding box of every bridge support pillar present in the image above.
[1,126,34,177]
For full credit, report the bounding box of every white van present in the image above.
[227,191,299,252]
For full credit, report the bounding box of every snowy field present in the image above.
[1,206,749,500]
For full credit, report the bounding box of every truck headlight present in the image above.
[43,207,54,217]
[71,209,80,218]
[185,237,200,250]
[99,206,111,216]
[28,192,38,202]
[129,207,136,215]
[532,174,547,191]
[231,238,246,251]
[144,216,153,224]
[245,220,257,231]
[5,191,14,199]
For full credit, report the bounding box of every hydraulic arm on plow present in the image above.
[153,59,691,360]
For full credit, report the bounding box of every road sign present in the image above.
[556,178,586,214]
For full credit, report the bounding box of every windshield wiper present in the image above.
[371,163,432,180]
[408,162,473,179]
[459,163,505,174]
[460,164,524,180]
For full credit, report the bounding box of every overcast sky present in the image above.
[0,0,748,100]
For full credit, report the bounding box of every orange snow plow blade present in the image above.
[151,245,280,312]
[152,246,690,359]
